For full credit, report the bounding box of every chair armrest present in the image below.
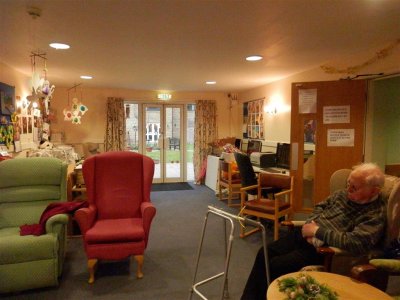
[351,264,389,291]
[141,202,156,247]
[281,220,306,228]
[240,184,258,192]
[370,258,400,273]
[274,189,292,198]
[45,214,69,234]
[75,205,97,234]
[317,246,350,256]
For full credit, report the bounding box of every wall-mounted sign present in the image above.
[157,93,171,100]
[323,105,350,124]
[299,89,317,114]
[327,129,354,147]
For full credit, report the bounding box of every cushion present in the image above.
[85,218,145,243]
[0,227,58,264]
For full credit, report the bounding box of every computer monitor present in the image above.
[247,140,262,155]
[276,142,290,169]
[234,138,242,149]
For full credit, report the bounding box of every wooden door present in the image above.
[291,80,367,212]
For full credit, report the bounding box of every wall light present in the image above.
[264,104,278,115]
[264,94,286,115]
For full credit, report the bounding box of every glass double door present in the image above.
[143,104,184,183]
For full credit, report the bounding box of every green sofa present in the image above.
[0,157,68,293]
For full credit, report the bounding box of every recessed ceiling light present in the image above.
[246,55,263,61]
[49,43,70,50]
[80,75,93,80]
[206,81,216,85]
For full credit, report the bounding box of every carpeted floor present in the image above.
[4,183,398,299]
[151,182,193,192]
[3,183,266,300]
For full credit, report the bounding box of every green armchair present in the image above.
[0,157,68,293]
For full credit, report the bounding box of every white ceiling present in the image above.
[1,0,400,92]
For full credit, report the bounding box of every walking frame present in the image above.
[188,205,271,300]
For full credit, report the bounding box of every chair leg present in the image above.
[218,185,226,201]
[274,219,279,240]
[133,255,144,279]
[87,258,98,284]
[240,221,261,238]
[228,188,232,206]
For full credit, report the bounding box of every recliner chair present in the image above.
[0,157,68,293]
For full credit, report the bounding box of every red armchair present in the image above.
[75,151,156,283]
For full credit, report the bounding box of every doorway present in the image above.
[125,102,195,183]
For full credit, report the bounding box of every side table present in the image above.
[267,271,392,300]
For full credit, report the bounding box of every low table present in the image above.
[267,271,392,300]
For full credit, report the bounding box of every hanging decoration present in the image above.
[63,83,88,124]
[320,39,400,74]
[27,52,56,116]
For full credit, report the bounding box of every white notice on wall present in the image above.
[327,129,354,147]
[299,89,317,113]
[323,105,350,124]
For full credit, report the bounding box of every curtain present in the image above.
[104,97,126,151]
[194,100,217,184]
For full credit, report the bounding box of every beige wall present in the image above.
[50,87,231,144]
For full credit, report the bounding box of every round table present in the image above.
[267,271,392,300]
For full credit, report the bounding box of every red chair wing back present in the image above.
[83,151,154,220]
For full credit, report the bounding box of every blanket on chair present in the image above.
[20,201,88,236]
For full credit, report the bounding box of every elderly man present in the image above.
[241,163,387,300]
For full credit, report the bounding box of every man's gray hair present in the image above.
[352,162,385,188]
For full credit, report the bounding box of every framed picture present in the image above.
[0,82,15,115]
[243,98,265,139]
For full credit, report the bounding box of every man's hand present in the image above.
[302,221,319,238]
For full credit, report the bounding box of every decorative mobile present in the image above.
[27,52,56,116]
[25,7,55,117]
[63,83,88,124]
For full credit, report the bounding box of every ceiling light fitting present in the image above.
[206,81,216,85]
[49,43,70,50]
[246,55,263,61]
[27,6,41,19]
[80,75,93,80]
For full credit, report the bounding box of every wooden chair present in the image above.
[239,172,294,240]
[218,160,241,207]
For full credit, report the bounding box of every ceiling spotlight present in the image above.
[206,81,216,85]
[49,43,70,50]
[80,75,93,80]
[246,55,263,61]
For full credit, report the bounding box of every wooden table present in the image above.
[267,271,392,300]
